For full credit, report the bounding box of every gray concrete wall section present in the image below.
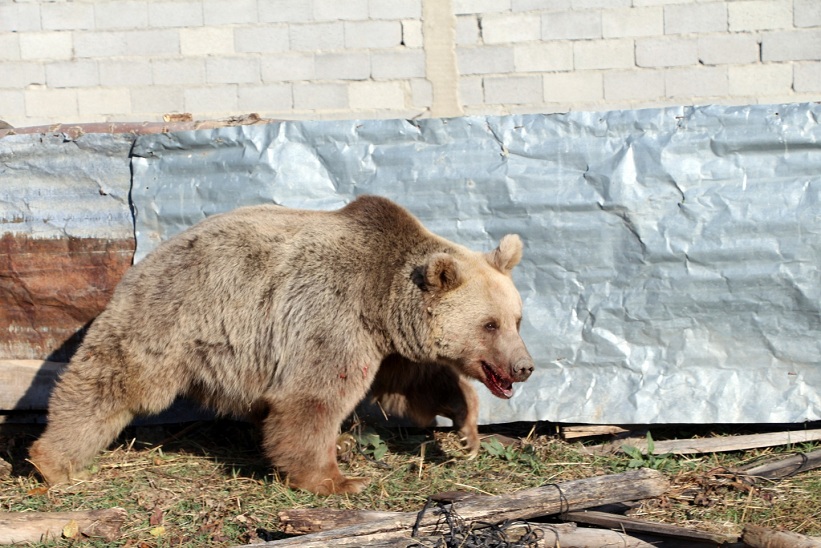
[2,0,821,126]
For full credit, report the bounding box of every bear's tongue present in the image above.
[481,362,514,399]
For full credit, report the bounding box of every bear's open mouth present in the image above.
[481,361,514,399]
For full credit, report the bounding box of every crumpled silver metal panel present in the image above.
[131,103,821,425]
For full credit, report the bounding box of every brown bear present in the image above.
[29,195,534,495]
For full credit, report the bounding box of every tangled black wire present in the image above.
[410,497,543,548]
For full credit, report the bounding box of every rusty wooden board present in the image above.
[0,233,134,360]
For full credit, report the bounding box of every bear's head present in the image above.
[417,235,534,399]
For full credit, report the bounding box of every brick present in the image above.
[184,85,239,114]
[514,42,573,72]
[235,26,290,53]
[459,75,484,105]
[45,60,99,88]
[206,57,260,84]
[259,0,313,23]
[349,81,405,109]
[794,62,821,92]
[261,53,315,82]
[293,83,348,110]
[204,0,258,25]
[455,16,480,45]
[20,32,73,61]
[153,58,206,85]
[664,3,726,34]
[126,29,180,57]
[78,88,131,116]
[453,0,511,15]
[481,13,541,44]
[457,46,514,75]
[410,78,432,108]
[370,0,421,20]
[0,3,41,32]
[574,39,633,70]
[698,34,759,66]
[728,63,792,95]
[180,27,235,56]
[99,59,153,87]
[762,30,821,62]
[572,0,629,8]
[315,52,371,80]
[542,10,602,40]
[238,84,293,111]
[131,86,185,115]
[665,66,727,98]
[603,70,664,101]
[344,20,403,49]
[0,34,20,61]
[402,20,424,48]
[513,0,570,10]
[41,2,93,31]
[0,62,45,88]
[795,0,821,28]
[372,50,426,79]
[313,0,368,21]
[602,7,662,38]
[484,75,542,104]
[148,1,204,27]
[0,90,25,121]
[543,71,603,103]
[633,0,687,5]
[728,0,792,32]
[636,37,697,67]
[95,1,149,29]
[73,31,127,58]
[290,22,345,51]
[25,89,78,118]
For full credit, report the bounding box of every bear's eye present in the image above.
[484,321,498,332]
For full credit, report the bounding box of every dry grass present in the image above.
[1,419,819,546]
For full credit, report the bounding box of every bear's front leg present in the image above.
[261,396,369,495]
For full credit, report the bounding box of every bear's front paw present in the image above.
[458,433,481,460]
[310,475,370,496]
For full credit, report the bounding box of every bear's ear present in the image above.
[414,253,463,292]
[486,234,523,274]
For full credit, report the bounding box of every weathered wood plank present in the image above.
[738,448,821,482]
[591,429,821,455]
[0,360,64,411]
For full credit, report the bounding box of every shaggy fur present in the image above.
[30,195,533,494]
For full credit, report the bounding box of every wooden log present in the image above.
[0,360,65,411]
[250,522,655,547]
[590,429,821,455]
[563,510,738,545]
[0,507,127,545]
[738,448,821,482]
[236,468,668,547]
[278,509,402,535]
[742,523,821,548]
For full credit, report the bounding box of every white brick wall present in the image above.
[0,0,819,127]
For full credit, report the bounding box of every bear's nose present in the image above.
[512,356,534,382]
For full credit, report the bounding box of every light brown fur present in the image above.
[30,196,533,494]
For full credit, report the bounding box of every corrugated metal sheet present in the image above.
[0,132,134,360]
[131,103,821,425]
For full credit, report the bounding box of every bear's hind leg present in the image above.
[262,397,369,495]
[29,355,171,485]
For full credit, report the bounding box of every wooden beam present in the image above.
[738,448,821,482]
[561,425,630,440]
[590,429,821,455]
[0,360,64,411]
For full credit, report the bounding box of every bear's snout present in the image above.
[511,355,534,382]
